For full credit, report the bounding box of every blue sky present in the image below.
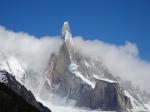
[0,0,150,60]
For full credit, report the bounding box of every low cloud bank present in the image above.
[74,37,150,93]
[0,26,62,72]
[0,26,150,93]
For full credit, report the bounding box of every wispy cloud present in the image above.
[0,26,62,72]
[0,26,150,93]
[74,37,150,93]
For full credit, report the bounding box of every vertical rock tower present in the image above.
[45,22,75,88]
[41,22,132,111]
[61,21,74,63]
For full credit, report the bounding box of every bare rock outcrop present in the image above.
[43,22,132,111]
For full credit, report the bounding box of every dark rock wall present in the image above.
[0,71,51,112]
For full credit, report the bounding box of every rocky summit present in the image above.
[0,22,150,112]
[42,22,133,111]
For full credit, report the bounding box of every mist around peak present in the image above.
[0,25,150,94]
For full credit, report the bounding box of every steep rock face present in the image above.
[0,70,51,112]
[90,79,132,110]
[43,22,132,111]
[45,22,74,90]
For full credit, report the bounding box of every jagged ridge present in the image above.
[0,70,51,112]
[42,22,134,111]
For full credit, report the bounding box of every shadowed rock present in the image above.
[0,70,51,112]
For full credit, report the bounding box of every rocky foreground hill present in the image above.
[0,70,51,112]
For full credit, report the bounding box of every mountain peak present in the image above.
[61,21,73,44]
[62,21,71,36]
[61,22,74,62]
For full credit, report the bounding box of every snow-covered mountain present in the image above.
[40,22,150,112]
[0,22,150,112]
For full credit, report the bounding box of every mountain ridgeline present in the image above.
[0,70,51,112]
[0,22,150,112]
[42,22,133,111]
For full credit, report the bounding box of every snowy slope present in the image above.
[0,52,41,95]
[69,63,96,89]
[0,53,26,84]
[37,98,115,112]
[124,90,150,111]
[0,70,51,112]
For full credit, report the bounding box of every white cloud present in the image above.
[0,25,150,93]
[73,37,150,93]
[0,26,62,72]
